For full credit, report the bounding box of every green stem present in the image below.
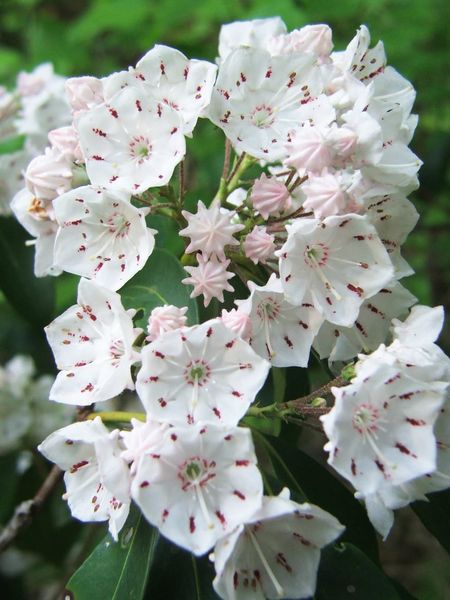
[87,411,146,423]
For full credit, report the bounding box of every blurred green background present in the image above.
[0,1,449,598]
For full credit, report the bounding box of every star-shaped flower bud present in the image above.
[321,361,447,496]
[105,46,217,136]
[243,226,276,265]
[38,417,130,540]
[120,418,169,475]
[65,76,104,116]
[146,305,188,342]
[236,274,323,367]
[25,147,73,202]
[53,185,156,290]
[221,308,252,340]
[136,319,270,426]
[45,278,141,405]
[76,86,185,194]
[131,423,263,556]
[277,214,394,326]
[212,488,344,600]
[180,200,243,259]
[208,47,333,161]
[250,174,291,220]
[182,253,235,307]
[301,169,365,218]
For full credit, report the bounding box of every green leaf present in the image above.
[0,217,54,327]
[316,543,401,600]
[121,248,199,328]
[66,509,159,600]
[145,536,219,599]
[259,435,379,562]
[0,134,25,155]
[412,489,450,553]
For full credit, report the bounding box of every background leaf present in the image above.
[66,508,159,600]
[412,489,450,553]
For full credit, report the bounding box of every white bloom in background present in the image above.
[243,226,276,265]
[76,86,185,193]
[278,214,394,326]
[208,47,329,161]
[0,150,32,215]
[236,275,323,367]
[250,174,291,219]
[182,253,235,307]
[321,361,447,496]
[25,147,73,202]
[105,46,217,136]
[146,305,188,341]
[53,185,156,290]
[136,319,269,426]
[180,200,243,259]
[218,17,287,62]
[38,417,130,540]
[268,24,333,60]
[212,488,344,600]
[131,423,263,555]
[45,278,141,405]
[313,282,417,363]
[10,187,61,277]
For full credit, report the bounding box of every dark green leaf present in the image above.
[0,134,25,155]
[0,217,54,326]
[259,435,379,562]
[316,543,401,600]
[66,508,158,600]
[412,489,450,553]
[145,536,219,600]
[121,248,198,328]
[0,453,20,523]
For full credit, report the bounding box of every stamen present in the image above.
[195,483,214,529]
[309,254,342,301]
[261,305,276,358]
[247,528,284,598]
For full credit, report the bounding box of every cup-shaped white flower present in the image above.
[131,423,263,556]
[45,278,140,405]
[136,319,270,426]
[53,185,156,290]
[321,361,447,496]
[277,214,394,326]
[236,274,323,367]
[76,86,185,193]
[212,488,344,600]
[38,417,130,540]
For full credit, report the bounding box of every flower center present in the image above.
[256,297,280,321]
[352,403,380,434]
[107,212,131,237]
[304,243,329,268]
[250,104,275,129]
[184,359,211,386]
[129,135,152,163]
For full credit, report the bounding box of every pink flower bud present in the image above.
[268,24,333,59]
[243,225,276,264]
[302,171,347,218]
[48,126,83,162]
[25,147,72,202]
[146,305,188,341]
[250,173,291,219]
[285,125,332,173]
[65,76,104,115]
[221,308,252,340]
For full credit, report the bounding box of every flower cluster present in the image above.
[4,15,448,600]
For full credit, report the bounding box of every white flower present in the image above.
[45,278,141,405]
[76,86,185,193]
[212,488,344,600]
[10,187,61,277]
[277,214,394,326]
[180,200,243,259]
[136,319,270,426]
[131,423,263,555]
[38,417,130,540]
[208,47,330,161]
[105,46,217,136]
[236,275,323,367]
[332,25,386,83]
[182,253,235,307]
[53,185,156,290]
[321,361,447,496]
[218,18,287,62]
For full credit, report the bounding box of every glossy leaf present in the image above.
[0,217,54,326]
[316,543,401,600]
[412,489,450,553]
[66,509,159,600]
[0,134,25,155]
[121,248,199,329]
